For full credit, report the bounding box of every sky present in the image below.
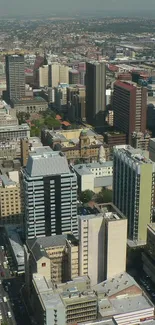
[0,0,155,17]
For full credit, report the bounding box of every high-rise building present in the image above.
[69,69,80,84]
[22,147,77,240]
[113,145,155,243]
[48,64,70,87]
[85,61,106,124]
[79,205,127,285]
[67,85,86,121]
[113,81,147,143]
[38,65,48,88]
[5,54,25,101]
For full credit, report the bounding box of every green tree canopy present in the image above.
[79,190,94,203]
[95,187,112,204]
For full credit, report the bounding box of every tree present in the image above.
[95,187,113,204]
[79,190,94,203]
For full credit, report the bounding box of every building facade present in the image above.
[113,145,155,243]
[79,205,127,285]
[5,54,25,101]
[113,81,147,143]
[86,61,106,124]
[22,147,77,240]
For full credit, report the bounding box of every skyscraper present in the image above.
[22,147,77,240]
[113,145,155,243]
[113,81,147,143]
[85,61,106,124]
[5,54,25,101]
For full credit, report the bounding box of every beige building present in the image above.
[131,131,151,151]
[11,97,48,114]
[39,65,48,87]
[42,128,109,163]
[79,204,127,285]
[0,171,23,224]
[24,234,79,294]
[49,63,70,87]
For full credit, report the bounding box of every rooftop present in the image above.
[25,147,71,177]
[0,123,30,132]
[5,226,24,268]
[0,174,16,187]
[93,272,140,297]
[114,145,154,165]
[12,96,47,104]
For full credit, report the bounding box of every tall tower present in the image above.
[5,54,25,101]
[113,81,147,143]
[22,147,77,240]
[113,145,155,243]
[85,61,106,124]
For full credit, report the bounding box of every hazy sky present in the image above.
[0,0,155,16]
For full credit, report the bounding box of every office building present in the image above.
[22,147,77,240]
[54,83,68,111]
[79,204,127,285]
[113,81,147,143]
[113,145,155,243]
[24,234,79,293]
[142,223,155,283]
[73,160,113,193]
[69,69,80,84]
[0,123,30,141]
[0,171,23,224]
[48,64,70,87]
[86,61,106,124]
[149,138,155,161]
[67,84,86,121]
[131,131,151,151]
[38,65,48,88]
[30,270,153,325]
[5,54,25,101]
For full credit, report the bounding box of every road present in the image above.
[0,228,32,325]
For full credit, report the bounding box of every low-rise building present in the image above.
[31,271,154,325]
[42,128,109,163]
[4,225,24,274]
[11,96,48,114]
[0,123,30,141]
[131,131,151,151]
[73,161,113,193]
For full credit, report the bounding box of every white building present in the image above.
[73,161,113,193]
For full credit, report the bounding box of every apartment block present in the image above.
[131,131,151,151]
[79,204,127,285]
[0,171,23,224]
[39,65,48,87]
[22,147,77,239]
[113,145,155,243]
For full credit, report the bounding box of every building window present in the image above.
[42,263,46,267]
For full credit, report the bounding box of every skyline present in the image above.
[0,0,155,17]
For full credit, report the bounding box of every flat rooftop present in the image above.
[114,145,153,164]
[0,123,30,132]
[93,272,140,297]
[12,96,47,104]
[5,226,24,268]
[112,295,153,314]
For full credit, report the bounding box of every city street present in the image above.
[0,228,32,325]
